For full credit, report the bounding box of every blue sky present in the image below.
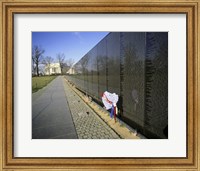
[32,32,109,64]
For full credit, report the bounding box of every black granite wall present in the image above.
[67,32,168,139]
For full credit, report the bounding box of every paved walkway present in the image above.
[32,76,78,139]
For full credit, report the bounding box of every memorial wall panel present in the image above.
[145,32,168,138]
[97,38,107,101]
[106,33,120,95]
[121,32,146,128]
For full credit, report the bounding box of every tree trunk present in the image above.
[61,67,63,75]
[36,62,39,76]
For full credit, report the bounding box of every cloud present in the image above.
[72,32,84,44]
[73,32,81,38]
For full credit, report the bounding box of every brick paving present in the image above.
[62,77,120,139]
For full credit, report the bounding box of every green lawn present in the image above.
[32,76,57,93]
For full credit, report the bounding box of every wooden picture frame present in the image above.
[0,0,199,170]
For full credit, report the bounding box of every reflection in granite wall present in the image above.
[82,54,89,94]
[87,51,93,97]
[88,48,98,99]
[145,32,168,138]
[121,33,146,128]
[67,32,168,139]
[106,33,121,95]
[97,38,107,99]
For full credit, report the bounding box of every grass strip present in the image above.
[32,76,57,93]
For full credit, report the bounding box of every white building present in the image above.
[66,67,75,75]
[44,63,61,75]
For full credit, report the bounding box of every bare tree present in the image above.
[66,58,74,69]
[56,53,66,75]
[32,45,45,76]
[62,58,75,74]
[79,55,89,74]
[43,56,54,75]
[32,58,36,76]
